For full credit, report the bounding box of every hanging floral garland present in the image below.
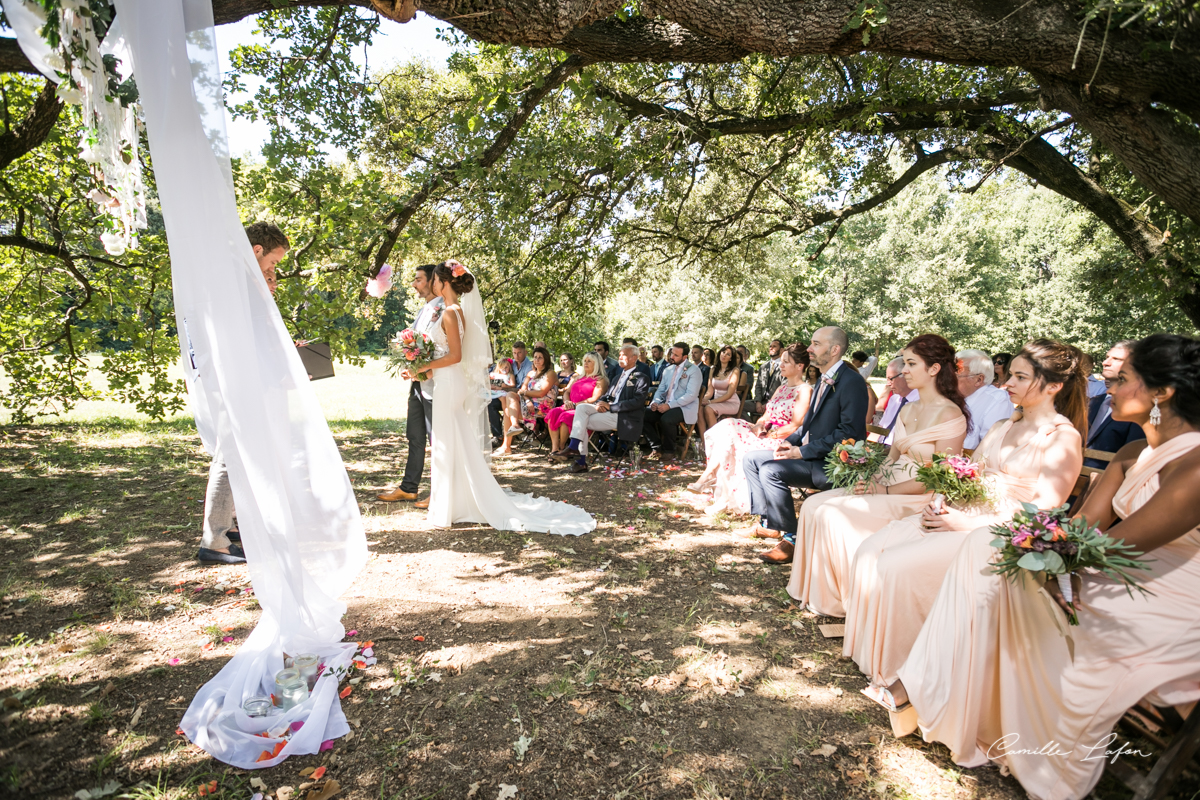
[25,0,146,255]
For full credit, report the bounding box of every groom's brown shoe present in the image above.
[415,498,430,509]
[759,540,794,564]
[378,488,418,502]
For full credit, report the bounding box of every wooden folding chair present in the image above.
[865,424,890,444]
[1108,701,1200,800]
[677,422,697,462]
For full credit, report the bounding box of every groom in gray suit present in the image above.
[379,264,444,507]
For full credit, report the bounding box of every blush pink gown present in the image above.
[544,376,598,434]
[843,414,1079,686]
[898,431,1200,800]
[702,382,808,514]
[786,413,968,616]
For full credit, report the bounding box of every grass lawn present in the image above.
[0,360,1165,799]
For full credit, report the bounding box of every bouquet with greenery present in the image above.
[386,328,437,381]
[916,453,991,508]
[825,438,892,489]
[989,502,1153,624]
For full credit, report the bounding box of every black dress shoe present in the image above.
[568,461,589,474]
[198,543,247,564]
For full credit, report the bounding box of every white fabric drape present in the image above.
[6,0,370,768]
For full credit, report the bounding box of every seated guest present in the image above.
[737,344,756,390]
[595,340,619,382]
[547,353,607,456]
[955,348,1015,450]
[701,348,715,394]
[1087,339,1146,466]
[782,333,967,601]
[1081,351,1107,397]
[895,333,1200,800]
[698,346,744,441]
[851,350,879,379]
[638,346,649,365]
[488,342,532,443]
[845,339,1084,699]
[876,356,900,417]
[557,352,576,386]
[643,342,702,463]
[532,340,548,351]
[649,345,667,383]
[991,351,1012,386]
[689,344,813,512]
[752,339,784,417]
[489,359,517,404]
[497,346,557,455]
[878,357,919,445]
[554,345,649,473]
[742,326,869,563]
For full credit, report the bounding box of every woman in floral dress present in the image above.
[688,343,814,514]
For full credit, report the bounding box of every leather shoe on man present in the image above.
[568,461,589,474]
[744,525,781,540]
[415,498,429,509]
[549,450,576,463]
[759,540,794,564]
[378,488,418,502]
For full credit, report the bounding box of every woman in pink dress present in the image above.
[844,339,1086,697]
[785,334,969,617]
[698,346,745,441]
[893,333,1200,800]
[547,352,607,456]
[688,343,813,513]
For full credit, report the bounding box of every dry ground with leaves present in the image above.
[0,399,1179,800]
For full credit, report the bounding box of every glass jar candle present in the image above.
[274,668,309,710]
[294,653,320,691]
[242,695,273,718]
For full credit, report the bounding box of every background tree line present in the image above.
[0,5,1196,421]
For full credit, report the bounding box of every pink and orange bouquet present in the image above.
[386,327,436,381]
[989,502,1152,625]
[916,452,990,508]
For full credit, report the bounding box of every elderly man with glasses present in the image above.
[956,349,1015,450]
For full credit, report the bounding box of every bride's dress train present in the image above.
[426,309,594,536]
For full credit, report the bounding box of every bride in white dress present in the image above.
[407,261,595,536]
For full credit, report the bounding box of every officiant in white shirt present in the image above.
[956,349,1015,450]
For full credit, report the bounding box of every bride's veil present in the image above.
[457,269,494,463]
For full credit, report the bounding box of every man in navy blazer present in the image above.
[1085,340,1145,468]
[743,326,869,563]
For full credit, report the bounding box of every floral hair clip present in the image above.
[450,261,466,277]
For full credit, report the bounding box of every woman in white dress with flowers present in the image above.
[404,261,594,536]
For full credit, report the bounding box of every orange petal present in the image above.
[339,686,352,699]
[271,741,285,757]
[361,640,374,648]
[311,766,327,780]
[197,787,207,797]
[256,750,273,762]
[352,660,366,669]
[412,635,425,642]
[207,781,218,792]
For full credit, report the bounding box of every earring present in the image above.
[1150,397,1162,427]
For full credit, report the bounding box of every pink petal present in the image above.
[290,720,305,732]
[347,630,358,637]
[168,658,181,666]
[319,739,335,752]
[221,636,234,643]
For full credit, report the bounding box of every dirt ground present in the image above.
[0,420,1185,799]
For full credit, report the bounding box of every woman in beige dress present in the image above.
[893,333,1200,800]
[786,334,968,616]
[845,340,1086,696]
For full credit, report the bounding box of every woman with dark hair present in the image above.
[785,333,969,617]
[697,345,743,441]
[409,260,593,535]
[497,346,557,455]
[991,352,1012,387]
[895,334,1200,800]
[687,344,813,511]
[845,339,1086,701]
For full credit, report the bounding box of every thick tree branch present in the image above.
[0,80,62,171]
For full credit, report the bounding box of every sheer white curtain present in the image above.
[4,0,369,768]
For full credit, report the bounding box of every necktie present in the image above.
[885,397,909,431]
[1089,396,1112,444]
[665,364,682,400]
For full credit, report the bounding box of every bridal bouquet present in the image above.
[916,453,991,509]
[825,438,891,489]
[387,328,436,381]
[989,502,1152,625]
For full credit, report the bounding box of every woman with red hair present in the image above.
[785,334,969,616]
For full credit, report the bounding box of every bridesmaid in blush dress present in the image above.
[844,340,1086,697]
[786,334,968,617]
[688,343,814,513]
[894,334,1200,800]
[547,352,607,456]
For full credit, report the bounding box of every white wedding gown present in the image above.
[426,310,595,536]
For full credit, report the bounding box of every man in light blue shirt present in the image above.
[643,342,703,462]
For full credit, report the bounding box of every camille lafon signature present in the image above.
[987,733,1152,764]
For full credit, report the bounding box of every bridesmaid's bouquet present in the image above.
[825,438,891,489]
[989,502,1152,625]
[916,453,991,509]
[387,328,436,381]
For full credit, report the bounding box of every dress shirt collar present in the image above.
[822,359,844,380]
